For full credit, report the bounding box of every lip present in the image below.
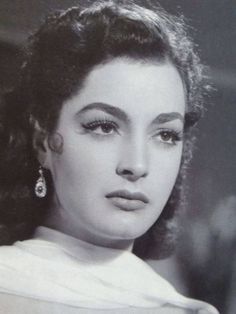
[105,190,149,211]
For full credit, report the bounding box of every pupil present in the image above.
[102,124,112,133]
[162,132,170,141]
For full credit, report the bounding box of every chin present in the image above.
[112,215,158,240]
[106,224,150,242]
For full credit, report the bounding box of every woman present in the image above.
[0,1,218,313]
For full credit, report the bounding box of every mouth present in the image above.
[105,190,149,211]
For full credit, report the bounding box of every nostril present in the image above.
[116,165,148,180]
[116,166,135,176]
[121,169,133,176]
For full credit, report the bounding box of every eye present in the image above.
[154,129,182,145]
[82,120,119,136]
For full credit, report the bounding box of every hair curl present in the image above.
[0,0,209,258]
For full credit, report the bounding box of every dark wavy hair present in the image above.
[0,0,209,259]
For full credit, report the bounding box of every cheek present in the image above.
[149,146,183,199]
[163,148,183,179]
[50,138,118,193]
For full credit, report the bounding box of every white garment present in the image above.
[0,227,218,313]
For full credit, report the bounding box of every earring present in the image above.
[35,166,47,198]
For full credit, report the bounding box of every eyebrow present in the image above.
[77,102,129,122]
[77,102,184,124]
[152,112,184,125]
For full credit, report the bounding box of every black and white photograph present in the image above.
[0,1,235,313]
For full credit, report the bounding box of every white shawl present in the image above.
[0,227,218,313]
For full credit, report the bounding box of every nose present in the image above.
[116,137,149,182]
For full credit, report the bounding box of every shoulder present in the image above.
[0,239,56,296]
[0,241,38,267]
[0,238,58,263]
[0,244,24,268]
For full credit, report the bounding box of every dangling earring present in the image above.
[35,166,47,198]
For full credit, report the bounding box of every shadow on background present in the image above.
[0,1,235,313]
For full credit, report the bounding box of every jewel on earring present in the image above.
[35,167,47,198]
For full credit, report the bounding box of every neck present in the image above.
[44,205,134,252]
[44,221,135,251]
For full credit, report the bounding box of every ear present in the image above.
[31,117,51,169]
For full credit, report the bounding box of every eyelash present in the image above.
[82,119,119,135]
[82,119,182,145]
[153,129,182,145]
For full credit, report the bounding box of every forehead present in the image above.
[64,57,185,118]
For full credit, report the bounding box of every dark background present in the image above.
[0,1,235,313]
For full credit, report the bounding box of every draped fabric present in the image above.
[0,227,218,313]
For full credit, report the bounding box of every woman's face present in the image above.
[44,58,185,248]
